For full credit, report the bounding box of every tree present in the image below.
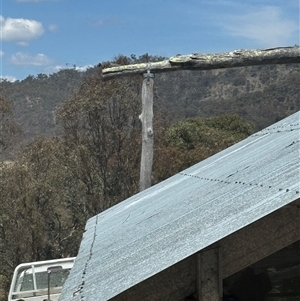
[0,137,85,299]
[0,95,22,158]
[153,114,254,182]
[58,73,142,213]
[0,125,97,299]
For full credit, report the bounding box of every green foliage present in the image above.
[153,115,254,182]
[165,114,254,150]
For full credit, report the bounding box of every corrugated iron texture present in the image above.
[60,111,300,301]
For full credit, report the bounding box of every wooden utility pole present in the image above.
[139,64,154,191]
[102,46,300,192]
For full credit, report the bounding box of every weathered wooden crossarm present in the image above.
[102,45,300,78]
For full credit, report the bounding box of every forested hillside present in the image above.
[0,58,299,149]
[0,68,96,146]
[0,55,299,300]
[155,63,299,129]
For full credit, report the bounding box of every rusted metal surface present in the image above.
[59,111,300,301]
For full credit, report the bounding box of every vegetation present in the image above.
[0,54,299,300]
[153,114,254,182]
[155,64,299,129]
[0,96,22,158]
[58,74,143,213]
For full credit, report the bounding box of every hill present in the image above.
[155,63,299,129]
[0,64,300,150]
[0,68,96,142]
[0,61,299,153]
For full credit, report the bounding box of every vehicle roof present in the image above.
[14,257,76,272]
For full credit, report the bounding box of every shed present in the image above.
[60,111,300,301]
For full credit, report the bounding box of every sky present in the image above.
[1,0,299,81]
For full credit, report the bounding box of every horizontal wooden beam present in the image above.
[102,46,300,79]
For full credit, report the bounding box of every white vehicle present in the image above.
[8,257,76,301]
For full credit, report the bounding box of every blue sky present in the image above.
[1,0,299,81]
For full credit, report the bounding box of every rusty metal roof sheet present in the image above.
[60,111,300,301]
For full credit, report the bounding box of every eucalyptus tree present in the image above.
[59,73,142,213]
[0,137,83,299]
[0,95,22,158]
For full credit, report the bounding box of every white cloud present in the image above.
[74,65,94,72]
[0,50,4,57]
[47,64,93,73]
[221,6,298,47]
[10,52,53,66]
[0,15,44,44]
[48,24,58,32]
[0,75,17,82]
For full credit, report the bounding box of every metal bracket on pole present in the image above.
[143,63,154,84]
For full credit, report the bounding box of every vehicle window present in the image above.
[14,269,34,292]
[35,269,70,289]
[13,267,71,293]
[35,271,48,289]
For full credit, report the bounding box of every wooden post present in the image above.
[139,65,154,191]
[197,247,222,301]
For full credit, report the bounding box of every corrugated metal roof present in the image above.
[60,111,300,301]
